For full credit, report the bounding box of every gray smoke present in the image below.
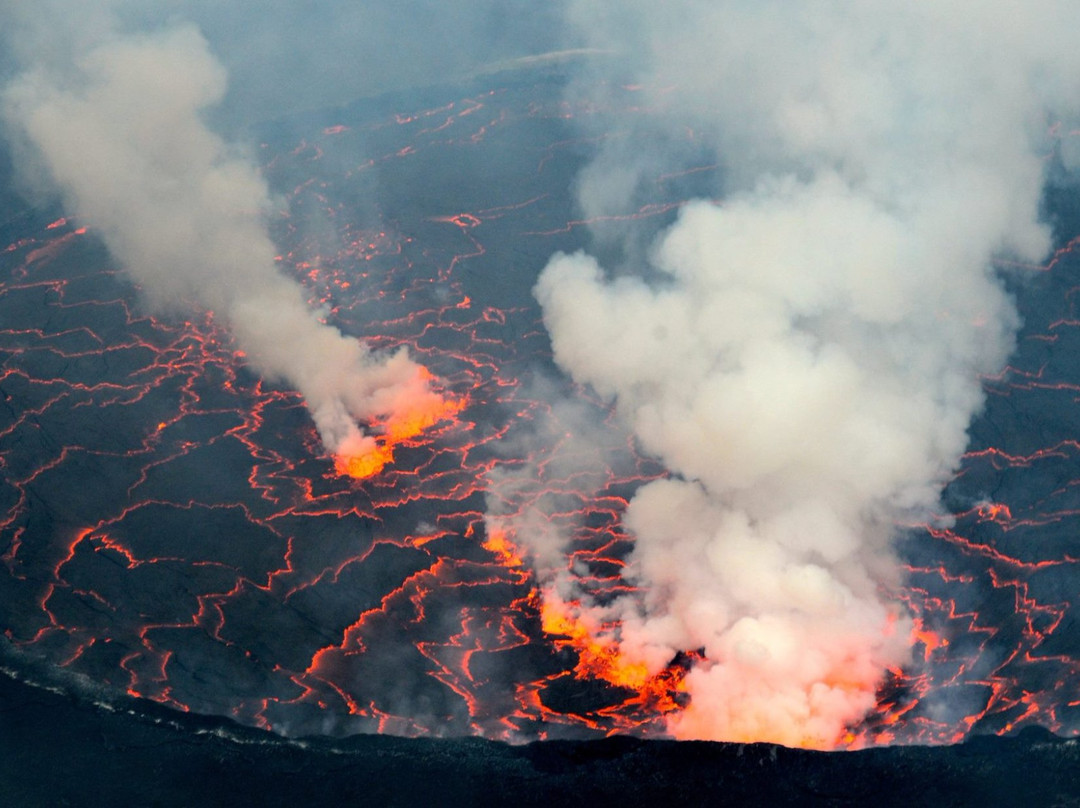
[529,2,1080,746]
[0,3,460,460]
[6,0,1080,748]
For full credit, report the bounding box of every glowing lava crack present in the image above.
[4,53,1080,750]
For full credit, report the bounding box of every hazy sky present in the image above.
[0,1,570,127]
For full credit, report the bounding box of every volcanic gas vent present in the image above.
[3,3,1080,749]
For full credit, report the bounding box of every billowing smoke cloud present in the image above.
[529,3,1080,746]
[9,0,1080,749]
[0,4,452,466]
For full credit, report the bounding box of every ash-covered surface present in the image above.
[2,668,1077,808]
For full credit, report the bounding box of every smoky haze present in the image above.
[4,0,1080,750]
[86,1,567,127]
[529,1,1080,747]
[0,1,559,461]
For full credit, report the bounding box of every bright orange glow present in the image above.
[541,598,648,689]
[481,529,524,568]
[978,501,1012,521]
[333,377,465,479]
[540,591,685,711]
[477,532,685,715]
[334,442,396,479]
[911,619,948,661]
[385,394,465,442]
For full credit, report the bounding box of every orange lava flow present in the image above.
[334,381,466,479]
[911,618,949,661]
[481,529,524,568]
[478,526,688,721]
[335,443,396,479]
[540,591,687,713]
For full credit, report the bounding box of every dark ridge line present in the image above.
[1,662,1077,808]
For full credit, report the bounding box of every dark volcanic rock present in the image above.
[1,669,1076,807]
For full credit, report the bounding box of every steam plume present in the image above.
[530,3,1080,746]
[0,7,445,466]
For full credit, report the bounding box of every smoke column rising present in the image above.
[7,0,1080,748]
[531,3,1080,746]
[0,6,448,470]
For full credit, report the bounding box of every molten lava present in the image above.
[334,442,395,479]
[481,529,524,569]
[3,76,1080,749]
[481,526,689,726]
[333,374,466,479]
[537,587,690,719]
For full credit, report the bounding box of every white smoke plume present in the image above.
[0,5,446,465]
[530,3,1080,747]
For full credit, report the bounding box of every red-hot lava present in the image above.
[334,368,466,480]
[3,79,1080,748]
